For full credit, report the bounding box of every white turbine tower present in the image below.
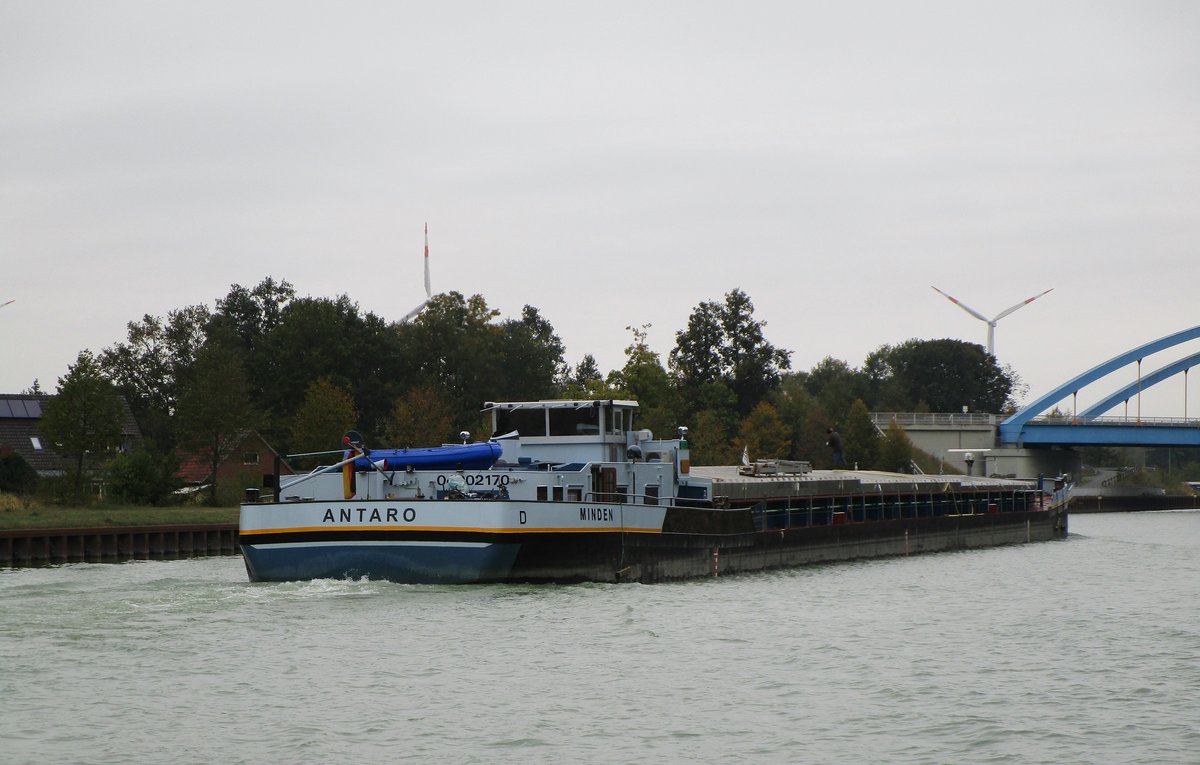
[931,286,1053,356]
[400,224,433,323]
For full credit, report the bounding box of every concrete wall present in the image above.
[872,413,1082,481]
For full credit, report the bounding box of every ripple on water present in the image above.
[0,512,1197,764]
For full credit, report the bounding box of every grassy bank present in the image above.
[0,495,238,530]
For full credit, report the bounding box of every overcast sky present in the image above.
[2,1,1197,417]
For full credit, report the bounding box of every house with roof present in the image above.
[0,393,143,478]
[176,430,295,499]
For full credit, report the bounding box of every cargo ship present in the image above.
[238,399,1070,584]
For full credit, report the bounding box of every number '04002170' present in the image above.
[435,473,510,487]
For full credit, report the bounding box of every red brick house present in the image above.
[177,430,294,499]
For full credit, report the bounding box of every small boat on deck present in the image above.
[348,441,502,471]
[239,399,1070,584]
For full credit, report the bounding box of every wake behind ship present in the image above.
[239,399,1069,584]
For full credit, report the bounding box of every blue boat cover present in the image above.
[352,441,501,471]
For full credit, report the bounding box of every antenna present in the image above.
[931,286,1053,356]
[400,223,433,323]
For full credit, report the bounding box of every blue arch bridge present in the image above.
[872,325,1200,479]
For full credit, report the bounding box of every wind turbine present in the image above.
[400,224,433,323]
[931,286,1053,356]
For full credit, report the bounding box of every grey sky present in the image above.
[2,1,1197,417]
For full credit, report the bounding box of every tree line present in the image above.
[18,279,1023,505]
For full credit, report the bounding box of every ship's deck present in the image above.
[688,466,1038,502]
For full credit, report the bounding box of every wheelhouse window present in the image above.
[495,409,548,437]
[549,406,600,436]
[609,409,626,434]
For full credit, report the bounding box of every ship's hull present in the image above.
[239,498,1068,584]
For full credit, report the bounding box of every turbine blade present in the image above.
[400,299,429,324]
[992,288,1053,322]
[423,222,432,298]
[931,286,989,323]
[0,299,14,308]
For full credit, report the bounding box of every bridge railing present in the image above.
[870,412,1000,428]
[1028,415,1200,428]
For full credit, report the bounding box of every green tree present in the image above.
[608,325,680,438]
[0,450,38,494]
[842,399,880,469]
[105,447,180,505]
[736,401,792,462]
[401,292,503,429]
[39,351,126,504]
[563,355,625,400]
[175,332,258,506]
[805,357,868,423]
[258,295,409,439]
[289,378,358,467]
[213,277,295,352]
[688,409,738,466]
[797,407,835,467]
[868,339,1015,413]
[100,304,211,446]
[877,419,916,473]
[566,354,603,389]
[771,373,816,460]
[670,289,791,416]
[496,305,567,400]
[382,386,457,447]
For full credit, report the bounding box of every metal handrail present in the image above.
[870,412,999,427]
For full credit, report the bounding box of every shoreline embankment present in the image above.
[1069,495,1199,513]
[0,524,239,567]
[3,499,1198,566]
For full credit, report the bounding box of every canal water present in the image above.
[2,511,1196,764]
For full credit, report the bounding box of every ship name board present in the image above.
[322,507,416,524]
[579,506,614,522]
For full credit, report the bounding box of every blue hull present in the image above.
[241,540,520,584]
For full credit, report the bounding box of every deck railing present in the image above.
[870,412,999,427]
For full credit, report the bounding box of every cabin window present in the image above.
[609,409,625,434]
[496,408,548,437]
[549,406,600,437]
[644,485,659,506]
[537,486,548,501]
[552,486,564,501]
[243,452,260,465]
[615,485,628,503]
[567,486,583,502]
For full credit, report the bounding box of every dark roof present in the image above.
[0,397,43,418]
[0,393,143,475]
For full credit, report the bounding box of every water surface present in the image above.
[2,511,1196,764]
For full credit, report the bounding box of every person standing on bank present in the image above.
[826,427,846,467]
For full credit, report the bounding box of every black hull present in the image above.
[492,506,1067,584]
[240,499,1068,585]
